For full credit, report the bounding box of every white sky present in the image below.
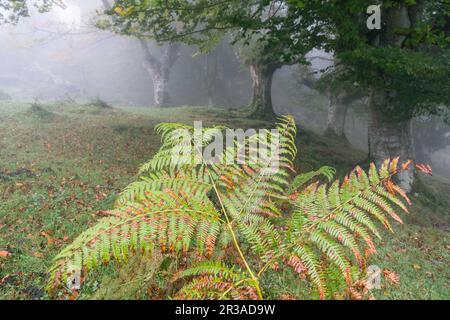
[54,4,82,29]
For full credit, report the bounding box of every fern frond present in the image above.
[117,169,212,206]
[290,166,336,193]
[290,245,326,299]
[174,275,258,300]
[49,113,414,301]
[236,213,282,262]
[216,116,297,219]
[174,261,257,300]
[286,159,411,296]
[139,123,227,174]
[47,192,222,291]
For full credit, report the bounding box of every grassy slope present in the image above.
[0,102,448,300]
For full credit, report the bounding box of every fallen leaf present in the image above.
[383,270,400,285]
[40,231,54,245]
[0,251,11,258]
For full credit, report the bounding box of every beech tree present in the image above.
[100,0,180,107]
[291,0,450,191]
[233,38,287,120]
[298,60,365,139]
[104,0,322,120]
[0,0,60,24]
[138,40,180,107]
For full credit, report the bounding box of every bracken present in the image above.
[47,116,415,300]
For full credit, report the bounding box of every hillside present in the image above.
[0,102,448,299]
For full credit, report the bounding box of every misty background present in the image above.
[0,0,448,178]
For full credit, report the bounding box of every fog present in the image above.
[0,0,254,106]
[0,0,449,178]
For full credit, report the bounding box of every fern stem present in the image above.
[205,166,263,299]
[218,278,248,300]
[193,141,264,299]
[257,252,283,278]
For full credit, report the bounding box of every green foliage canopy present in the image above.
[104,0,449,120]
[0,0,62,24]
[103,0,324,66]
[289,0,450,120]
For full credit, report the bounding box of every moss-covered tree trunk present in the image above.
[366,2,426,192]
[325,90,365,139]
[150,68,171,107]
[368,91,415,192]
[205,50,218,107]
[247,63,277,120]
[103,0,180,107]
[140,41,180,108]
[325,92,349,138]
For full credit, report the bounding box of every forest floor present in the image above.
[0,102,449,300]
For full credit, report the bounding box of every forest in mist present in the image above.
[1,1,449,177]
[0,0,449,301]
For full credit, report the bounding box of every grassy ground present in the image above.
[0,102,448,300]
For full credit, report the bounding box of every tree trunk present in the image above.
[297,63,362,139]
[368,90,415,192]
[247,63,277,120]
[102,0,180,108]
[205,50,218,106]
[150,70,171,107]
[142,56,171,107]
[364,3,426,193]
[325,92,349,138]
[140,40,180,107]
